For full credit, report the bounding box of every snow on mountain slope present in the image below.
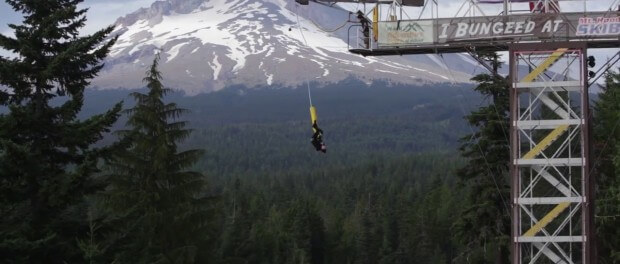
[92,0,471,94]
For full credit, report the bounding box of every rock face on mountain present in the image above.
[93,0,473,94]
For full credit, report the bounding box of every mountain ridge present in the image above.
[92,0,474,94]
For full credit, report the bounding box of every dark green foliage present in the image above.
[453,52,511,264]
[204,150,466,264]
[356,203,376,264]
[287,200,326,264]
[170,83,476,264]
[219,179,256,263]
[99,56,216,263]
[61,80,477,264]
[2,1,616,262]
[0,13,524,261]
[0,0,120,262]
[593,70,620,263]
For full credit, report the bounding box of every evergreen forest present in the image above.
[0,1,618,263]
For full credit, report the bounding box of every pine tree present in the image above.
[250,206,290,264]
[287,200,326,264]
[101,55,216,263]
[356,201,378,264]
[593,70,620,263]
[377,193,400,264]
[453,52,511,264]
[0,0,121,262]
[219,178,255,263]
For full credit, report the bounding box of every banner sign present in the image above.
[377,12,619,47]
[378,21,434,46]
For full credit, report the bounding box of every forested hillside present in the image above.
[82,80,481,168]
[1,0,617,263]
[189,86,475,263]
[74,79,483,263]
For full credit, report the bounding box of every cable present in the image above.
[308,15,352,33]
[438,53,457,85]
[297,0,353,33]
[464,51,512,149]
[438,53,511,215]
[307,80,313,107]
[295,4,310,47]
[483,56,512,151]
[294,3,315,108]
[589,113,620,178]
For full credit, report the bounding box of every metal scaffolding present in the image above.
[509,42,593,264]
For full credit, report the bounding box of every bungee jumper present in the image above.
[293,3,327,154]
[310,106,327,153]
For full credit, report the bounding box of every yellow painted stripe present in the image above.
[523,125,569,159]
[372,7,379,42]
[521,48,568,83]
[520,48,570,160]
[523,202,571,237]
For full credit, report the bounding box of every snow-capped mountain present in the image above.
[92,0,474,94]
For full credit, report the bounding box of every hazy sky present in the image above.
[0,0,617,58]
[0,0,155,36]
[1,0,617,36]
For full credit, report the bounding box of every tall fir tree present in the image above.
[101,55,216,263]
[287,200,326,264]
[453,52,511,264]
[356,199,378,264]
[593,70,620,263]
[219,179,254,263]
[0,0,120,262]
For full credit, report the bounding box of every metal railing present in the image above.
[347,24,374,52]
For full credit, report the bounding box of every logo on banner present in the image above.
[576,17,620,36]
[378,21,434,46]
